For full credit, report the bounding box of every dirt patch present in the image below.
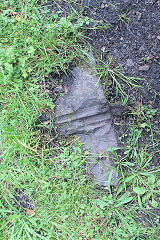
[82,0,160,104]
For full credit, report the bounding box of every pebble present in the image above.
[157,35,160,40]
[101,3,105,9]
[126,59,134,67]
[139,65,149,71]
[137,12,142,21]
[99,38,104,43]
[101,46,106,52]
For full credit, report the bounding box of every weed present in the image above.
[118,13,130,25]
[139,56,150,64]
[128,99,159,147]
[96,56,143,104]
[111,120,160,209]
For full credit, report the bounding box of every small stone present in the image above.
[120,36,124,41]
[101,3,105,9]
[126,59,134,67]
[139,65,149,71]
[137,12,142,20]
[99,38,104,43]
[101,46,106,52]
[157,35,160,40]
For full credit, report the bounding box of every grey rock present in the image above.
[54,64,118,186]
[89,157,118,186]
[139,65,150,71]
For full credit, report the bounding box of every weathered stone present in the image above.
[54,64,118,186]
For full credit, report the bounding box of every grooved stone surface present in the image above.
[54,66,118,186]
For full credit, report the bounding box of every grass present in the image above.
[96,56,144,104]
[0,0,160,239]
